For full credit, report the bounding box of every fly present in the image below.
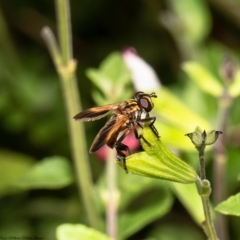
[73,91,159,173]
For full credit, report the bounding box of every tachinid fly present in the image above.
[73,91,159,173]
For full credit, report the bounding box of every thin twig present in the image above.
[42,0,103,230]
[198,144,206,180]
[106,149,118,240]
[196,177,219,240]
[213,88,231,240]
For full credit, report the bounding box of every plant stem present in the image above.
[198,144,206,180]
[195,178,219,240]
[213,88,231,240]
[60,70,102,230]
[54,0,72,64]
[201,196,218,240]
[42,0,103,230]
[106,149,118,240]
[195,141,219,240]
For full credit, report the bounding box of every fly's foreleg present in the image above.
[138,116,160,139]
[133,124,151,146]
[148,116,160,139]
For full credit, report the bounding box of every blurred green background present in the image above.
[1,0,240,239]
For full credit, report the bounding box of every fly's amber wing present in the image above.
[89,115,128,153]
[73,104,118,122]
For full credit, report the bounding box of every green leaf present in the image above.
[86,52,131,103]
[13,156,74,190]
[182,61,223,97]
[215,193,240,216]
[118,125,197,183]
[100,52,130,84]
[118,182,173,240]
[229,70,240,98]
[96,169,174,239]
[149,221,205,240]
[153,87,211,140]
[56,224,111,240]
[170,0,211,44]
[169,182,205,224]
[0,150,34,196]
[152,124,195,151]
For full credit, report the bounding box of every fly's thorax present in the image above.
[118,100,140,115]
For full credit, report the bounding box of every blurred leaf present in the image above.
[169,182,205,224]
[86,52,132,104]
[170,0,211,44]
[0,8,20,74]
[100,52,130,85]
[96,168,174,239]
[149,222,205,240]
[182,62,223,97]
[0,150,35,197]
[155,124,197,151]
[0,219,31,237]
[152,87,211,150]
[154,87,211,131]
[13,156,73,190]
[215,193,240,216]
[229,70,240,98]
[118,180,173,240]
[118,172,172,210]
[226,148,240,193]
[56,224,111,240]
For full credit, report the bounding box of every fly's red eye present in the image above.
[140,97,153,112]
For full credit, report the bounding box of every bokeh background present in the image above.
[1,0,240,239]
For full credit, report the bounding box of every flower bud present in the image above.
[185,132,203,147]
[205,130,222,145]
[186,127,222,148]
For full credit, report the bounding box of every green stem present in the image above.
[60,70,102,230]
[196,178,219,240]
[106,149,118,240]
[213,88,231,240]
[198,144,206,180]
[195,143,219,240]
[41,27,62,67]
[54,0,72,64]
[42,0,103,231]
[201,196,218,240]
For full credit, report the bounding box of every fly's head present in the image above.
[134,91,157,112]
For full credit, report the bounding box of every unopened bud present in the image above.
[185,132,203,147]
[186,127,222,148]
[205,130,222,145]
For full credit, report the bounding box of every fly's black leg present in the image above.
[133,124,151,146]
[114,128,130,173]
[115,143,130,173]
[148,117,160,139]
[138,116,160,139]
[131,115,160,148]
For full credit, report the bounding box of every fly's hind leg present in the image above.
[115,143,130,173]
[114,128,130,173]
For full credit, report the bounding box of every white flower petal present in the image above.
[122,48,161,91]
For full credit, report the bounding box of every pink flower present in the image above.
[95,131,140,161]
